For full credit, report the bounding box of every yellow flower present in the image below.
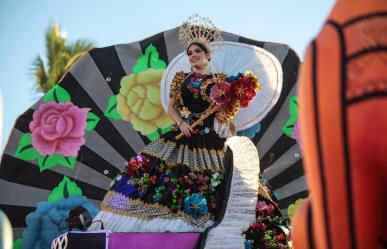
[117,68,172,135]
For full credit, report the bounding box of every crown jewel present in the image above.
[179,14,223,51]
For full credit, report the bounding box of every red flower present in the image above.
[127,155,150,177]
[210,81,232,106]
[128,159,141,177]
[227,73,258,108]
[251,222,267,233]
[274,233,286,240]
[150,176,157,185]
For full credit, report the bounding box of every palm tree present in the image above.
[32,23,95,93]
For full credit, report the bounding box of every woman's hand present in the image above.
[179,121,194,137]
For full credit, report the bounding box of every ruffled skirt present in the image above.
[89,128,232,232]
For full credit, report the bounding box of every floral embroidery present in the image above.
[112,152,224,219]
[153,186,165,202]
[210,172,224,188]
[180,107,191,118]
[127,155,150,177]
[114,175,139,198]
[158,173,175,187]
[187,79,202,99]
[184,193,208,218]
[191,126,210,135]
[187,72,212,100]
[179,107,211,136]
[199,127,210,135]
[113,153,225,219]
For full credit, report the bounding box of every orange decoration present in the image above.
[292,1,387,249]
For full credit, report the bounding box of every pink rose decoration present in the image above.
[29,102,90,157]
[292,121,302,149]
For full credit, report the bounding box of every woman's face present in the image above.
[187,44,210,70]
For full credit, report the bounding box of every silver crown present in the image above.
[179,14,223,51]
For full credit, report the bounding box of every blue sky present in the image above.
[0,0,335,151]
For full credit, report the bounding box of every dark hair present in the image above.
[186,42,211,61]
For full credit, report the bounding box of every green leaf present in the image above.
[132,44,166,73]
[282,96,298,137]
[15,133,41,160]
[86,111,100,131]
[37,154,77,172]
[146,130,160,141]
[48,176,83,202]
[38,155,58,172]
[16,134,78,172]
[43,85,71,103]
[161,125,173,134]
[13,239,23,249]
[104,95,121,120]
[54,155,77,170]
[146,125,172,141]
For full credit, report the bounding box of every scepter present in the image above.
[175,71,260,140]
[175,105,220,140]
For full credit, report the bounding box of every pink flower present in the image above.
[210,81,232,106]
[257,200,269,212]
[29,101,89,157]
[266,203,275,214]
[292,121,302,148]
[256,200,276,215]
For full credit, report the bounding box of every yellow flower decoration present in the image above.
[116,68,172,135]
[287,198,305,220]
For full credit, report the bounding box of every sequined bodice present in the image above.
[180,73,214,113]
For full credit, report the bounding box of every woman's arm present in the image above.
[168,97,193,137]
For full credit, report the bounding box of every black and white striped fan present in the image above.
[0,27,306,246]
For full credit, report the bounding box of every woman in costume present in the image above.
[89,15,240,233]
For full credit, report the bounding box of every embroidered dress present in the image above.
[90,71,233,232]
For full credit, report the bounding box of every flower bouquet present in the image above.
[243,178,291,249]
[175,71,260,140]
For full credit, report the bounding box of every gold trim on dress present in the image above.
[169,71,185,110]
[170,71,231,122]
[142,138,226,173]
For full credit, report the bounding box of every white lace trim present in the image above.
[213,119,236,138]
[88,210,214,233]
[204,136,260,249]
